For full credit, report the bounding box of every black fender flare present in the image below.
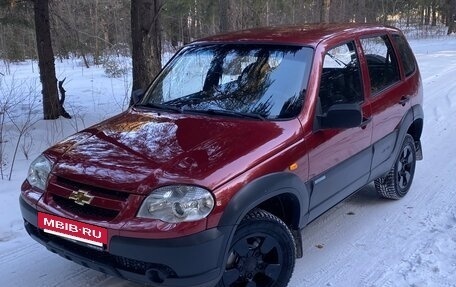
[412,104,424,124]
[218,172,310,229]
[370,104,423,181]
[394,107,414,150]
[392,104,423,162]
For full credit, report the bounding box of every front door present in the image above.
[307,41,373,220]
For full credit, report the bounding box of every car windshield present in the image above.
[141,44,313,120]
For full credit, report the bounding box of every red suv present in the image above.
[20,24,423,287]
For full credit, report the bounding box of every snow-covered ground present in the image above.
[1,37,456,286]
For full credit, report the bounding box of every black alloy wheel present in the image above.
[375,134,417,199]
[218,209,296,287]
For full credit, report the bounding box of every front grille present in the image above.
[56,177,130,201]
[53,196,119,221]
[47,176,131,222]
[114,256,177,277]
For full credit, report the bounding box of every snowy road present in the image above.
[1,37,456,287]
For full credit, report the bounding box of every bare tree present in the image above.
[31,0,60,119]
[2,0,456,71]
[447,0,456,34]
[355,0,366,23]
[431,1,437,26]
[219,0,231,32]
[131,0,162,94]
[321,0,331,23]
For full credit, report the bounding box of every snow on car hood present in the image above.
[47,109,301,194]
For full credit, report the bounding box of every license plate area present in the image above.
[38,212,108,247]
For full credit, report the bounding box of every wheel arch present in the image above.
[370,105,422,181]
[408,104,424,141]
[256,193,302,229]
[218,172,310,230]
[217,172,309,262]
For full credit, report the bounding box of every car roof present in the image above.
[194,23,400,47]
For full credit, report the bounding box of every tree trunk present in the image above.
[131,0,162,94]
[431,1,437,26]
[33,0,59,120]
[420,5,425,26]
[320,0,331,23]
[381,0,388,24]
[366,0,378,23]
[355,0,367,23]
[425,5,431,25]
[219,0,231,32]
[447,0,456,34]
[406,2,410,27]
[181,15,191,44]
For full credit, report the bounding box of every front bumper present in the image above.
[20,196,230,287]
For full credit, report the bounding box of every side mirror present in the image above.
[317,103,362,130]
[130,89,145,106]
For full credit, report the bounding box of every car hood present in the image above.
[46,109,301,194]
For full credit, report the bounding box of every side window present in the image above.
[392,34,416,77]
[318,42,363,114]
[360,35,400,94]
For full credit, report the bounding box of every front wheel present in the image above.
[375,134,416,199]
[217,209,296,287]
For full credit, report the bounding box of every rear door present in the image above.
[359,34,410,179]
[307,41,373,220]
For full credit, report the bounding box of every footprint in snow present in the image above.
[0,231,18,243]
[445,93,453,108]
[10,219,23,230]
[433,107,442,121]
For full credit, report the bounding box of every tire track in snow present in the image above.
[367,208,456,287]
[355,62,456,286]
[289,185,394,286]
[0,237,138,287]
[445,93,453,108]
[0,240,40,265]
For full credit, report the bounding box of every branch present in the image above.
[50,7,115,48]
[57,78,71,119]
[58,77,66,104]
[147,1,165,36]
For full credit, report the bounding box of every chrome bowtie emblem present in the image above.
[69,190,94,206]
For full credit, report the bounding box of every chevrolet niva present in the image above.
[21,24,423,287]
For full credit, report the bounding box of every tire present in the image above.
[374,134,416,199]
[217,209,296,287]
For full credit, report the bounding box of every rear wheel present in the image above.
[217,209,296,287]
[375,134,416,199]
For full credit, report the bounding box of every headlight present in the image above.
[137,185,215,223]
[27,155,52,191]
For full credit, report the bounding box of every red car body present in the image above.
[20,24,423,287]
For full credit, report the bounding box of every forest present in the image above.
[0,0,455,120]
[1,0,455,63]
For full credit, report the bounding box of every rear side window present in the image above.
[392,34,416,77]
[360,35,400,94]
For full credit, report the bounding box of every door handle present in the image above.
[399,96,410,106]
[360,117,372,129]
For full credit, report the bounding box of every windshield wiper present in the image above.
[190,108,266,121]
[137,102,183,113]
[138,104,265,120]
